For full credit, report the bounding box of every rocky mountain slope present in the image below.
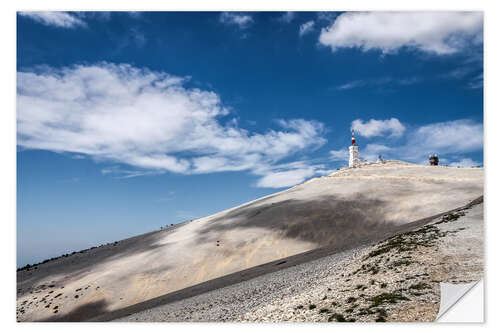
[16,161,483,321]
[117,197,483,322]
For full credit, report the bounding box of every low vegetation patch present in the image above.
[388,259,414,268]
[353,263,380,275]
[346,297,357,303]
[364,220,460,262]
[357,308,374,316]
[435,212,466,225]
[369,292,409,307]
[409,282,431,290]
[328,313,355,322]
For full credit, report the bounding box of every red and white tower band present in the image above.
[349,129,359,167]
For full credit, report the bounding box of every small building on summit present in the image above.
[429,154,439,166]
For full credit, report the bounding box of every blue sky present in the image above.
[17,11,483,266]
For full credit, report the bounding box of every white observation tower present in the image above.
[349,129,359,167]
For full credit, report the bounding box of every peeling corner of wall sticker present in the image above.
[436,279,483,322]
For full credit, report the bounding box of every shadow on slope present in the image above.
[40,299,109,322]
[199,194,397,248]
[19,193,417,322]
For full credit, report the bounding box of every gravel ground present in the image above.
[117,199,483,322]
[116,246,360,322]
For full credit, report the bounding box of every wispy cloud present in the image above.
[335,76,420,91]
[127,12,143,19]
[129,27,147,47]
[17,63,327,188]
[19,11,144,29]
[76,11,111,21]
[19,11,87,28]
[439,65,483,90]
[319,12,483,55]
[299,21,315,37]
[336,80,366,90]
[101,167,160,179]
[441,67,473,80]
[316,12,339,24]
[278,12,296,23]
[219,12,253,29]
[468,73,483,89]
[329,148,348,161]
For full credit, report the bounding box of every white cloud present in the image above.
[392,120,483,164]
[19,11,87,28]
[256,168,315,188]
[407,119,483,155]
[220,12,253,29]
[278,12,296,23]
[365,144,391,152]
[17,63,327,188]
[449,158,481,168]
[299,21,315,37]
[363,144,392,161]
[319,12,483,55]
[254,161,330,188]
[352,118,406,138]
[329,148,348,161]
